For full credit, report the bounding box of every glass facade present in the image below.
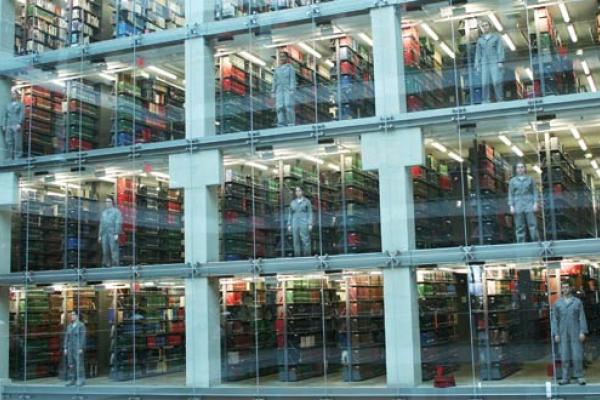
[2,0,600,399]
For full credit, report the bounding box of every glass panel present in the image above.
[215,0,332,20]
[12,0,185,55]
[214,14,374,135]
[470,262,552,389]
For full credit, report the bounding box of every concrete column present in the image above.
[362,128,423,386]
[169,150,222,386]
[370,5,406,115]
[0,0,15,58]
[0,172,18,386]
[185,0,216,139]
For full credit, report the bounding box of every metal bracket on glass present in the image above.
[539,241,555,259]
[246,13,259,27]
[307,5,321,17]
[373,0,390,7]
[384,250,401,268]
[25,271,33,284]
[31,53,40,65]
[460,245,476,263]
[133,35,143,47]
[249,258,263,275]
[130,265,141,279]
[246,131,260,146]
[378,116,395,131]
[316,254,330,270]
[190,262,201,278]
[451,108,467,122]
[81,44,90,56]
[310,124,326,138]
[187,23,201,38]
[528,98,544,113]
[76,268,86,283]
[70,395,84,400]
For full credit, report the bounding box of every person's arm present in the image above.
[551,302,559,338]
[531,177,539,207]
[579,299,589,335]
[507,178,514,208]
[64,326,69,353]
[271,69,277,95]
[287,203,292,229]
[115,209,123,234]
[79,323,87,353]
[496,34,505,64]
[308,198,313,228]
[475,40,481,69]
[289,66,297,92]
[17,103,25,124]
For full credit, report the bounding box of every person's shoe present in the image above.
[578,378,586,385]
[558,379,569,385]
[66,381,75,387]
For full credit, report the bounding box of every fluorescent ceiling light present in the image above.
[238,51,267,67]
[502,34,516,52]
[245,161,269,171]
[98,72,116,81]
[582,60,591,75]
[324,60,335,68]
[525,67,534,81]
[587,75,597,92]
[511,145,524,157]
[150,171,170,180]
[533,165,542,175]
[585,153,593,159]
[558,2,570,23]
[448,151,463,162]
[578,139,588,151]
[498,135,512,146]
[358,33,373,47]
[420,23,439,41]
[596,169,600,178]
[488,12,504,32]
[303,154,325,165]
[147,65,177,80]
[431,142,448,153]
[570,127,581,139]
[592,160,598,169]
[567,24,578,43]
[327,163,341,172]
[297,42,322,59]
[439,42,455,59]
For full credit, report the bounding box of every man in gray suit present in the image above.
[287,187,313,256]
[272,52,297,127]
[475,20,505,103]
[508,162,539,242]
[1,90,25,160]
[552,282,588,385]
[64,311,87,386]
[99,197,123,267]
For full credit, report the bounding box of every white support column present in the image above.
[362,128,424,386]
[370,4,406,115]
[170,150,222,386]
[185,1,216,139]
[0,172,18,386]
[0,0,15,58]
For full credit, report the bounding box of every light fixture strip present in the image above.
[297,42,322,59]
[558,2,570,23]
[502,34,516,52]
[420,23,440,41]
[488,12,504,32]
[238,51,267,67]
[567,24,578,43]
[439,42,456,59]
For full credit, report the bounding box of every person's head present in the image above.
[105,196,115,208]
[70,311,79,323]
[294,187,304,199]
[515,162,526,176]
[480,20,491,34]
[279,52,290,65]
[561,282,573,297]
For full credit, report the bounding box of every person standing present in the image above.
[64,311,87,386]
[99,197,123,267]
[552,282,588,385]
[508,162,539,243]
[287,187,313,257]
[2,90,25,160]
[272,52,297,127]
[475,20,505,103]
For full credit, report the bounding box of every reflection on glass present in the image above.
[13,160,184,271]
[215,0,333,19]
[13,0,185,55]
[220,142,380,260]
[215,20,374,134]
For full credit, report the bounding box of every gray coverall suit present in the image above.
[508,175,539,243]
[475,33,505,103]
[288,197,313,256]
[272,63,297,127]
[64,320,87,385]
[551,296,588,381]
[2,101,25,160]
[99,207,123,266]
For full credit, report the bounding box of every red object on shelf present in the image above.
[222,78,246,96]
[69,138,93,151]
[222,63,247,81]
[167,334,182,346]
[147,336,157,349]
[433,366,456,388]
[439,175,451,191]
[347,233,361,246]
[561,263,584,275]
[407,95,423,111]
[340,60,357,76]
[411,166,425,179]
[226,291,243,306]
